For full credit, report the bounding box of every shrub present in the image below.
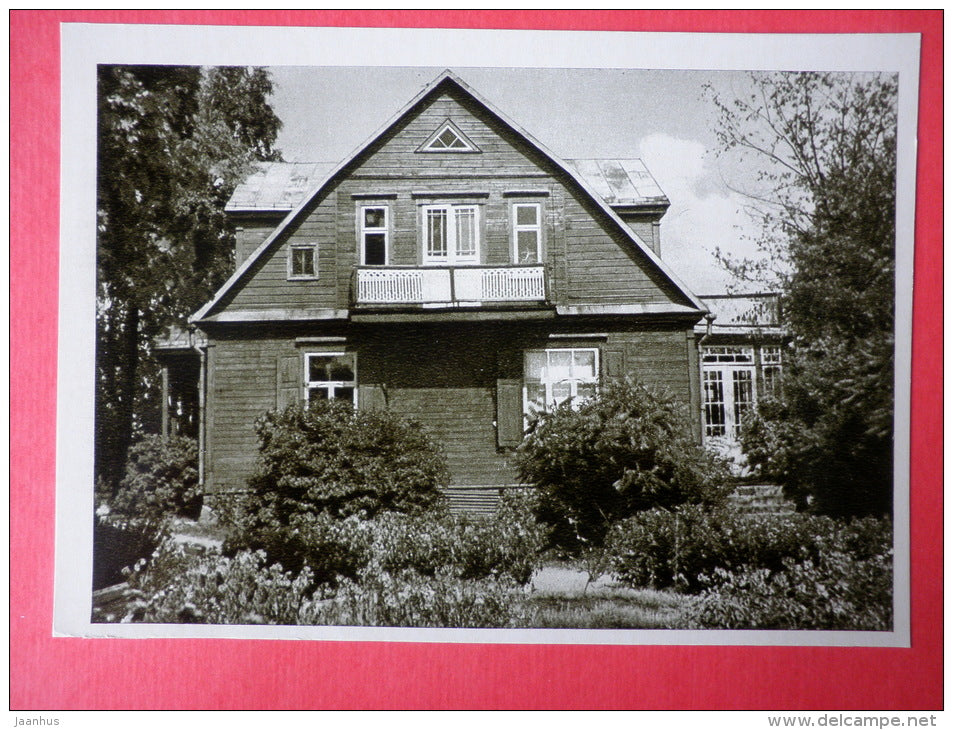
[305,567,531,628]
[92,513,167,590]
[606,507,891,593]
[371,492,548,585]
[514,379,731,549]
[121,539,533,628]
[684,549,893,630]
[248,402,449,521]
[123,541,317,624]
[223,490,548,587]
[109,435,201,521]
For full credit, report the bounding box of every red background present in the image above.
[10,10,943,710]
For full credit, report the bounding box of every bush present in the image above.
[109,435,201,521]
[223,490,548,587]
[514,379,731,549]
[305,568,531,628]
[684,549,893,630]
[605,507,891,593]
[92,513,167,590]
[371,491,548,585]
[248,402,449,521]
[123,541,317,624]
[122,538,534,628]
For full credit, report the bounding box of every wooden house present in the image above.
[175,70,710,509]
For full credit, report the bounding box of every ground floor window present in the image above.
[523,347,599,419]
[305,352,357,405]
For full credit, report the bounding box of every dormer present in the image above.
[567,159,670,256]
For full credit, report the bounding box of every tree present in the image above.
[96,65,282,489]
[708,72,897,516]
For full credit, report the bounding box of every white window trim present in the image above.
[358,205,389,266]
[511,202,542,264]
[287,243,318,280]
[304,351,357,407]
[523,347,600,419]
[422,204,480,265]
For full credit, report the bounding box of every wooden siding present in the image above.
[203,321,697,494]
[211,86,691,319]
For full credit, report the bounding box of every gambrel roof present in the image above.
[193,70,704,322]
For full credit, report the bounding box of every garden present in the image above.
[93,381,893,631]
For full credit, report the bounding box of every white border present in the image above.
[56,23,919,646]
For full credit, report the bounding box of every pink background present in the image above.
[10,10,943,710]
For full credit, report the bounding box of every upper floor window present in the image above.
[418,120,479,153]
[512,203,542,264]
[288,243,317,279]
[305,352,357,406]
[360,206,388,266]
[423,204,479,265]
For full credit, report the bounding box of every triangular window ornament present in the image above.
[418,120,480,153]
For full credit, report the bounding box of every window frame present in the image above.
[287,243,318,280]
[303,351,357,407]
[421,203,481,265]
[523,347,600,420]
[358,204,390,266]
[511,202,543,264]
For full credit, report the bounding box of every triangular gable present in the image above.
[193,70,706,323]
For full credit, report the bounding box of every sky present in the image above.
[265,66,769,295]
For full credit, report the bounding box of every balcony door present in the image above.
[423,205,479,265]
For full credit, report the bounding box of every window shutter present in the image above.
[358,384,386,411]
[276,355,300,410]
[496,378,523,448]
[605,348,625,380]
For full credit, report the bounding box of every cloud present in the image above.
[637,133,769,295]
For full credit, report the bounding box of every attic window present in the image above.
[418,120,479,153]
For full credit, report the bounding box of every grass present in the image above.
[527,576,692,629]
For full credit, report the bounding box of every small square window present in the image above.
[289,245,317,279]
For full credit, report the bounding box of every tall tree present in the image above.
[708,72,897,516]
[96,65,282,488]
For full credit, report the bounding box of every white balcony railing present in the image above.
[355,265,546,306]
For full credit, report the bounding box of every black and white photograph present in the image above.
[57,26,918,643]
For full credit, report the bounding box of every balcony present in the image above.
[354,265,547,307]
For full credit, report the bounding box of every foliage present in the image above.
[514,379,731,549]
[223,488,546,587]
[707,72,897,517]
[368,492,547,585]
[605,506,891,593]
[306,568,531,629]
[109,435,201,521]
[124,526,536,628]
[684,550,893,631]
[96,65,282,488]
[246,401,450,521]
[124,542,317,624]
[92,513,168,591]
